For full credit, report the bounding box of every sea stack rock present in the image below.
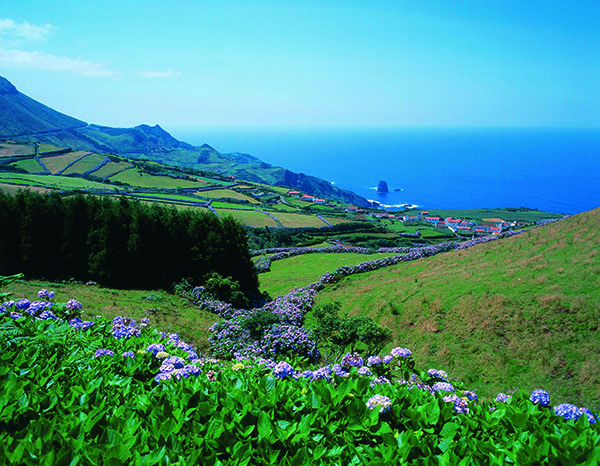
[377,180,389,194]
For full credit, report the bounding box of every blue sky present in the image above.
[0,0,598,128]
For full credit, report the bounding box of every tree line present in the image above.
[0,191,260,296]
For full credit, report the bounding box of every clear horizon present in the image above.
[0,1,598,129]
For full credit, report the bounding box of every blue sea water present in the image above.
[168,127,600,214]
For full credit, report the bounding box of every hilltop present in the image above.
[310,208,600,409]
[0,76,368,206]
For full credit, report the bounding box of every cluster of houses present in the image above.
[401,211,508,235]
[287,190,327,204]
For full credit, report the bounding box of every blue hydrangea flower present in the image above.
[358,366,372,377]
[370,376,391,388]
[122,351,135,358]
[66,299,82,311]
[15,299,31,311]
[300,370,314,379]
[495,393,511,403]
[530,389,550,407]
[579,408,598,424]
[366,395,392,413]
[273,361,294,379]
[146,343,166,355]
[341,352,363,368]
[312,367,331,381]
[443,395,470,414]
[391,347,412,358]
[463,390,478,401]
[163,356,186,368]
[37,289,54,300]
[95,349,115,358]
[382,355,393,364]
[367,355,382,366]
[428,368,449,379]
[10,312,23,320]
[432,382,455,393]
[554,403,581,420]
[155,372,173,383]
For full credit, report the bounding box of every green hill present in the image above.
[0,77,86,138]
[0,76,368,206]
[313,208,600,409]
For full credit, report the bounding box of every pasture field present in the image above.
[199,189,260,203]
[315,208,600,409]
[91,160,132,178]
[110,168,207,189]
[259,252,399,298]
[62,154,108,175]
[0,173,120,191]
[274,212,328,228]
[0,183,51,195]
[0,143,33,156]
[40,151,90,174]
[13,158,45,173]
[216,208,278,227]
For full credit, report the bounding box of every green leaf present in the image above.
[257,411,272,439]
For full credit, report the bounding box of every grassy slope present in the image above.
[259,252,400,298]
[314,208,600,409]
[3,279,216,354]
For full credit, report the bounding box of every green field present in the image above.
[0,143,33,156]
[274,212,329,228]
[110,168,208,189]
[41,151,90,174]
[199,188,260,203]
[91,160,132,178]
[216,208,277,227]
[62,153,108,175]
[406,208,565,223]
[259,252,399,298]
[314,209,600,409]
[0,173,121,191]
[13,158,45,173]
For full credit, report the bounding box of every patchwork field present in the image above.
[110,168,208,189]
[40,151,91,174]
[274,212,328,228]
[216,208,277,227]
[62,153,107,175]
[198,188,260,204]
[89,160,132,178]
[13,158,45,173]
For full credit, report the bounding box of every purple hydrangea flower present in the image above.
[300,370,314,379]
[37,289,54,300]
[579,408,598,424]
[370,376,391,388]
[443,395,470,414]
[367,356,382,366]
[358,366,372,377]
[10,311,23,320]
[382,355,393,364]
[66,299,82,311]
[95,349,115,358]
[366,395,392,413]
[341,352,363,368]
[464,390,478,401]
[432,382,455,393]
[163,356,186,368]
[312,367,331,381]
[428,368,449,379]
[495,393,512,403]
[155,372,173,383]
[273,361,294,379]
[391,347,412,358]
[530,389,550,407]
[15,299,31,311]
[146,343,166,355]
[122,351,135,358]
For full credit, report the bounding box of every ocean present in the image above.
[168,127,600,214]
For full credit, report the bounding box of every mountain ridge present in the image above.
[0,76,369,206]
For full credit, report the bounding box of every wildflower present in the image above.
[122,351,135,358]
[155,351,170,359]
[146,343,166,355]
[370,376,391,388]
[95,349,115,358]
[463,390,478,401]
[358,366,372,377]
[530,389,550,407]
[391,347,412,358]
[273,361,294,379]
[554,403,581,421]
[206,370,216,381]
[232,363,245,371]
[66,299,82,311]
[37,289,54,300]
[366,395,392,413]
[432,382,455,393]
[495,393,512,403]
[367,355,382,366]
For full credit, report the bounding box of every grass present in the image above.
[274,212,329,228]
[0,173,121,191]
[41,151,91,174]
[406,208,565,223]
[259,252,399,298]
[109,168,208,189]
[314,208,600,409]
[62,154,108,175]
[13,158,45,173]
[0,143,33,156]
[0,183,51,195]
[216,208,278,227]
[199,189,260,204]
[2,279,217,354]
[90,160,132,178]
